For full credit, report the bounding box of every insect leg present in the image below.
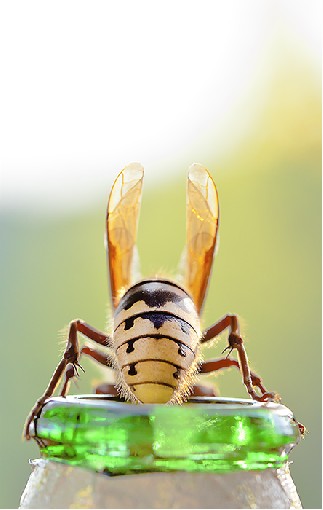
[201,314,240,345]
[80,345,113,367]
[200,357,274,396]
[79,346,119,396]
[24,358,67,440]
[190,384,217,397]
[59,346,114,396]
[24,319,111,440]
[201,315,276,401]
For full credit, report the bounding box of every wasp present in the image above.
[24,163,276,439]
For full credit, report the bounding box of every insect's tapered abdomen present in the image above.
[113,280,201,403]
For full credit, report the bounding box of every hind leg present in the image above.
[200,357,274,398]
[202,315,276,401]
[80,345,118,396]
[59,344,116,396]
[190,384,218,397]
[24,320,111,439]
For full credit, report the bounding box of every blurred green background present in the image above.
[0,2,321,508]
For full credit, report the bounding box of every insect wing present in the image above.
[106,163,144,308]
[185,164,219,313]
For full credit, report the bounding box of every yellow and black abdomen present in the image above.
[113,279,201,404]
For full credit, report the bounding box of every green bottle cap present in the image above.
[30,395,301,475]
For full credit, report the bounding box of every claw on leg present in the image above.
[60,363,78,397]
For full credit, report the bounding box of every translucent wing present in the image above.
[185,163,219,313]
[106,163,144,308]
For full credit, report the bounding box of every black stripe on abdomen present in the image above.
[122,358,182,370]
[116,333,194,357]
[129,381,177,389]
[119,288,183,311]
[115,311,197,335]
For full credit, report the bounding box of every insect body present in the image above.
[113,279,201,404]
[24,163,275,439]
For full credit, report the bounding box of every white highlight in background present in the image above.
[0,1,321,212]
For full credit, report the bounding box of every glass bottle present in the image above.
[20,394,303,508]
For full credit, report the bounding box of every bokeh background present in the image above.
[0,1,321,508]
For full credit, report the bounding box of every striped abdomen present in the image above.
[113,279,201,403]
